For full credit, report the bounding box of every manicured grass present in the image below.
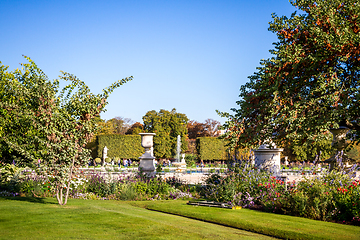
[0,197,273,240]
[134,200,360,240]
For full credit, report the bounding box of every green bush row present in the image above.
[196,137,227,161]
[93,135,231,161]
[96,134,143,159]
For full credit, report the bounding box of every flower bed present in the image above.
[201,161,360,225]
[1,161,359,225]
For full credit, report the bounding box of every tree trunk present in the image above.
[56,154,76,205]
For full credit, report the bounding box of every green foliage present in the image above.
[116,183,137,200]
[289,135,333,161]
[220,0,360,150]
[0,56,132,205]
[196,137,227,161]
[346,142,360,162]
[96,134,142,159]
[126,122,144,135]
[95,117,133,135]
[94,158,101,163]
[143,108,188,158]
[202,161,360,223]
[185,154,197,167]
[156,163,162,172]
[132,176,173,198]
[86,174,117,197]
[0,164,21,185]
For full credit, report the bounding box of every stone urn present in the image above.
[330,127,349,151]
[139,133,156,176]
[253,141,283,174]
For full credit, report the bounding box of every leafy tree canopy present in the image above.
[105,116,133,135]
[143,108,188,158]
[187,119,221,139]
[0,56,132,204]
[220,0,360,149]
[95,116,133,135]
[126,122,144,135]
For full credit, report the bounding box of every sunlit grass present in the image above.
[0,197,273,240]
[134,200,360,240]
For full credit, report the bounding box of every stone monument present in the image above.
[139,133,156,177]
[103,146,108,166]
[253,140,283,174]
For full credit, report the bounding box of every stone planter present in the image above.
[254,143,283,174]
[139,133,156,176]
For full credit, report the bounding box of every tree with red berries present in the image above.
[220,0,360,150]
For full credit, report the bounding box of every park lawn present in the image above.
[0,197,273,240]
[133,200,360,240]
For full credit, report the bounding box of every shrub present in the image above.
[202,159,360,224]
[185,154,197,167]
[116,183,138,200]
[86,174,116,197]
[97,134,142,159]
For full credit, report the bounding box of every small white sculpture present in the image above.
[103,146,108,162]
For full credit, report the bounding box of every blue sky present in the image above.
[0,0,296,124]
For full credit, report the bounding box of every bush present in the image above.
[86,174,117,197]
[196,137,227,161]
[97,135,142,159]
[201,159,360,224]
[185,154,197,167]
[116,183,138,200]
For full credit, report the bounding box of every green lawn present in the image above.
[134,200,360,240]
[1,197,359,240]
[0,197,273,240]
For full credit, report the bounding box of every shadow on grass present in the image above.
[0,196,56,204]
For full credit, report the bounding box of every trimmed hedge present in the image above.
[97,134,143,159]
[196,137,227,161]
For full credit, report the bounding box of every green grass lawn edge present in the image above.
[0,197,276,240]
[131,200,360,240]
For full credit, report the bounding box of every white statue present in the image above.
[103,146,108,162]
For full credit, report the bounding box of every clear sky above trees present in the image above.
[0,0,296,124]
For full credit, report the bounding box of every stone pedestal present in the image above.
[139,133,156,177]
[254,143,283,174]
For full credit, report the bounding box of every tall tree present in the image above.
[187,120,207,139]
[106,116,133,135]
[143,108,188,158]
[203,119,221,137]
[220,0,360,150]
[0,56,132,205]
[126,122,144,135]
[187,119,221,139]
